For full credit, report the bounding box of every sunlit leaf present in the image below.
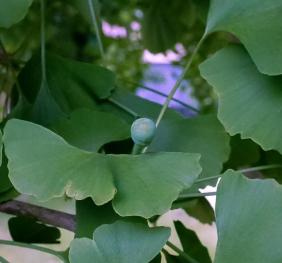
[200,45,282,154]
[206,0,282,75]
[215,170,282,262]
[4,119,201,218]
[69,220,170,263]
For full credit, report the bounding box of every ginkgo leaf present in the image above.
[69,220,170,263]
[149,115,230,184]
[52,109,130,152]
[200,45,282,154]
[0,0,33,28]
[215,170,282,262]
[4,119,201,218]
[205,0,282,75]
[18,52,115,114]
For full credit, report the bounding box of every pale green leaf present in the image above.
[4,119,201,218]
[206,0,282,75]
[69,220,170,263]
[0,0,32,28]
[215,170,282,262]
[200,45,282,154]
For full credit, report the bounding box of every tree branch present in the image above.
[0,200,75,232]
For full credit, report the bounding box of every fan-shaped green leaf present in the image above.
[4,119,201,218]
[149,115,230,184]
[69,220,170,263]
[18,52,115,114]
[200,45,282,154]
[215,170,282,262]
[0,0,33,28]
[206,0,282,75]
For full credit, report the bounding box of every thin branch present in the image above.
[177,192,217,201]
[166,241,199,263]
[87,0,105,59]
[108,97,139,118]
[0,200,75,232]
[155,37,205,128]
[40,0,46,82]
[194,164,282,185]
[119,78,199,113]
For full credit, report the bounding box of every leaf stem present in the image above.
[155,37,205,127]
[40,0,46,82]
[131,144,144,155]
[194,164,282,184]
[108,97,139,118]
[87,0,105,59]
[240,164,282,173]
[178,191,217,200]
[0,256,9,263]
[119,78,199,113]
[166,241,199,263]
[0,239,66,262]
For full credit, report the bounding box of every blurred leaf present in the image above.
[8,216,60,244]
[206,0,282,75]
[0,0,33,28]
[200,45,282,154]
[215,170,282,262]
[4,119,201,218]
[52,108,130,152]
[224,135,260,170]
[141,0,201,53]
[69,220,170,263]
[18,52,115,114]
[149,114,230,185]
[173,197,215,224]
[0,155,13,193]
[259,150,282,183]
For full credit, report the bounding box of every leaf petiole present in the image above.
[166,241,199,263]
[0,239,67,262]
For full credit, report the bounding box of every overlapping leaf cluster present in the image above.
[1,1,282,263]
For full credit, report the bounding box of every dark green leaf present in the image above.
[224,135,260,170]
[164,221,211,262]
[18,52,115,114]
[52,109,130,152]
[173,197,215,224]
[8,216,61,244]
[69,220,170,263]
[76,199,120,238]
